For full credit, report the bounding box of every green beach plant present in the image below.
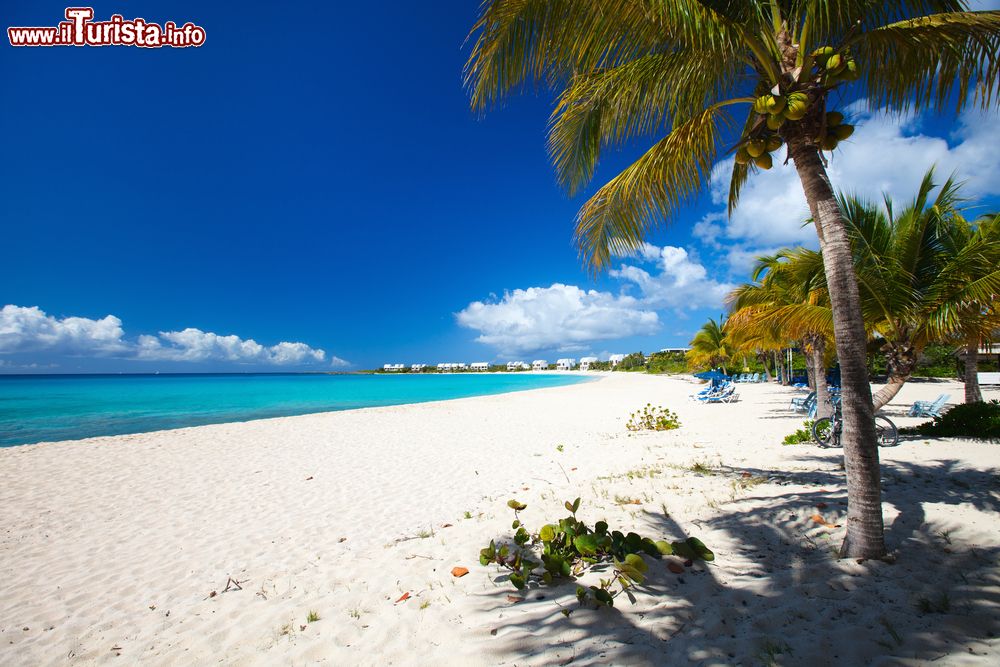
[626,404,681,431]
[465,0,1000,560]
[783,420,816,445]
[479,498,712,607]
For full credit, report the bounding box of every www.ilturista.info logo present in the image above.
[8,7,206,48]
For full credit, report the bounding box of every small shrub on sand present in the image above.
[306,610,320,623]
[902,400,1000,439]
[783,420,815,445]
[479,498,712,607]
[626,404,681,431]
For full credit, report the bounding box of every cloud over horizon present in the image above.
[457,243,731,355]
[456,284,659,356]
[0,305,343,368]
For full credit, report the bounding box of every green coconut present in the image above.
[766,113,785,131]
[783,92,809,120]
[746,139,767,158]
[832,124,855,141]
[753,95,771,115]
[765,136,782,152]
[784,103,808,121]
[735,147,751,165]
[819,134,839,151]
[765,94,786,114]
[753,153,773,170]
[811,46,835,63]
[826,53,845,74]
[826,111,844,127]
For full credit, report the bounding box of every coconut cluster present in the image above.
[817,110,854,151]
[811,46,861,87]
[736,45,860,168]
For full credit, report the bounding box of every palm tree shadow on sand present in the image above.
[474,457,1000,665]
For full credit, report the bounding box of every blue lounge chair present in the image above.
[908,394,949,418]
[689,384,719,401]
[790,391,815,413]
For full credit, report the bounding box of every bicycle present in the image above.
[811,397,899,448]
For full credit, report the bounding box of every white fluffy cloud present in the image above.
[135,329,327,365]
[457,243,732,354]
[456,284,659,355]
[610,243,734,312]
[704,102,1000,255]
[0,305,129,355]
[0,305,340,367]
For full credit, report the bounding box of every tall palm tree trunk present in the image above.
[965,338,983,403]
[787,137,885,560]
[808,335,832,420]
[803,339,815,390]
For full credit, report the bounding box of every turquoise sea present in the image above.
[0,373,590,447]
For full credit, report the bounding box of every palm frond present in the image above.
[849,10,1000,113]
[464,0,741,113]
[548,50,745,195]
[574,105,730,272]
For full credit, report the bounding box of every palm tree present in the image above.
[727,249,835,417]
[465,1,1000,559]
[687,317,731,371]
[841,170,1000,410]
[926,211,1000,403]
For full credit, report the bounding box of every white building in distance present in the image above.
[532,360,548,371]
[609,354,626,367]
[507,361,530,371]
[383,363,405,372]
[471,362,490,371]
[410,364,426,372]
[556,358,577,370]
[579,356,599,371]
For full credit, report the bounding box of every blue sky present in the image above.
[2,1,999,373]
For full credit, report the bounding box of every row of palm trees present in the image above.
[687,169,1000,417]
[465,0,1000,559]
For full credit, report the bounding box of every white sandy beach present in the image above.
[2,374,999,666]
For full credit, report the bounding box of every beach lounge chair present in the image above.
[697,384,738,403]
[689,384,718,401]
[907,394,949,418]
[790,391,815,413]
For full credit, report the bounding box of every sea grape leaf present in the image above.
[686,537,715,562]
[573,534,601,556]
